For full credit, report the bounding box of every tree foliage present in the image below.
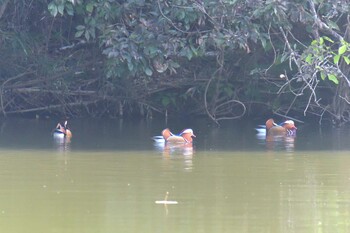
[0,0,350,124]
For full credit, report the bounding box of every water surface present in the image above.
[0,118,349,233]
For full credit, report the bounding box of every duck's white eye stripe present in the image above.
[181,129,193,134]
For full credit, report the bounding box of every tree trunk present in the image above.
[331,18,350,125]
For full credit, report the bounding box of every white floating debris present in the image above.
[155,192,178,205]
[155,200,178,205]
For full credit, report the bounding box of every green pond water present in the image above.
[0,118,349,233]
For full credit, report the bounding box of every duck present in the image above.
[265,118,297,136]
[53,121,72,139]
[153,128,196,144]
[256,119,297,137]
[163,128,196,143]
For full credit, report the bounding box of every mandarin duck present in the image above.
[153,128,196,144]
[265,118,297,136]
[53,120,72,139]
[256,118,297,137]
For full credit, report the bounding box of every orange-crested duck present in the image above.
[53,121,72,139]
[265,118,297,136]
[153,128,196,144]
[162,128,196,143]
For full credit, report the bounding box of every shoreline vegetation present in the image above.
[1,1,350,125]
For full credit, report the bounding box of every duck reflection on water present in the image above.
[53,134,71,152]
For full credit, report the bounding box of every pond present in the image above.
[0,117,349,233]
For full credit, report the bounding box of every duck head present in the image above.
[179,129,196,143]
[280,120,297,135]
[64,121,72,138]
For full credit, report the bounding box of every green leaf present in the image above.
[319,37,324,45]
[305,54,313,64]
[86,3,94,13]
[338,45,347,55]
[66,4,74,16]
[75,30,84,38]
[344,56,350,65]
[89,28,96,39]
[333,54,340,64]
[76,25,85,30]
[311,39,318,46]
[323,36,334,43]
[144,67,153,76]
[327,20,340,30]
[170,61,180,68]
[190,45,198,56]
[320,72,326,80]
[328,74,339,84]
[182,47,193,60]
[90,18,96,27]
[280,53,289,63]
[127,62,134,71]
[48,2,58,17]
[148,46,158,56]
[177,10,185,20]
[58,4,64,15]
[84,30,90,41]
[260,37,267,50]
